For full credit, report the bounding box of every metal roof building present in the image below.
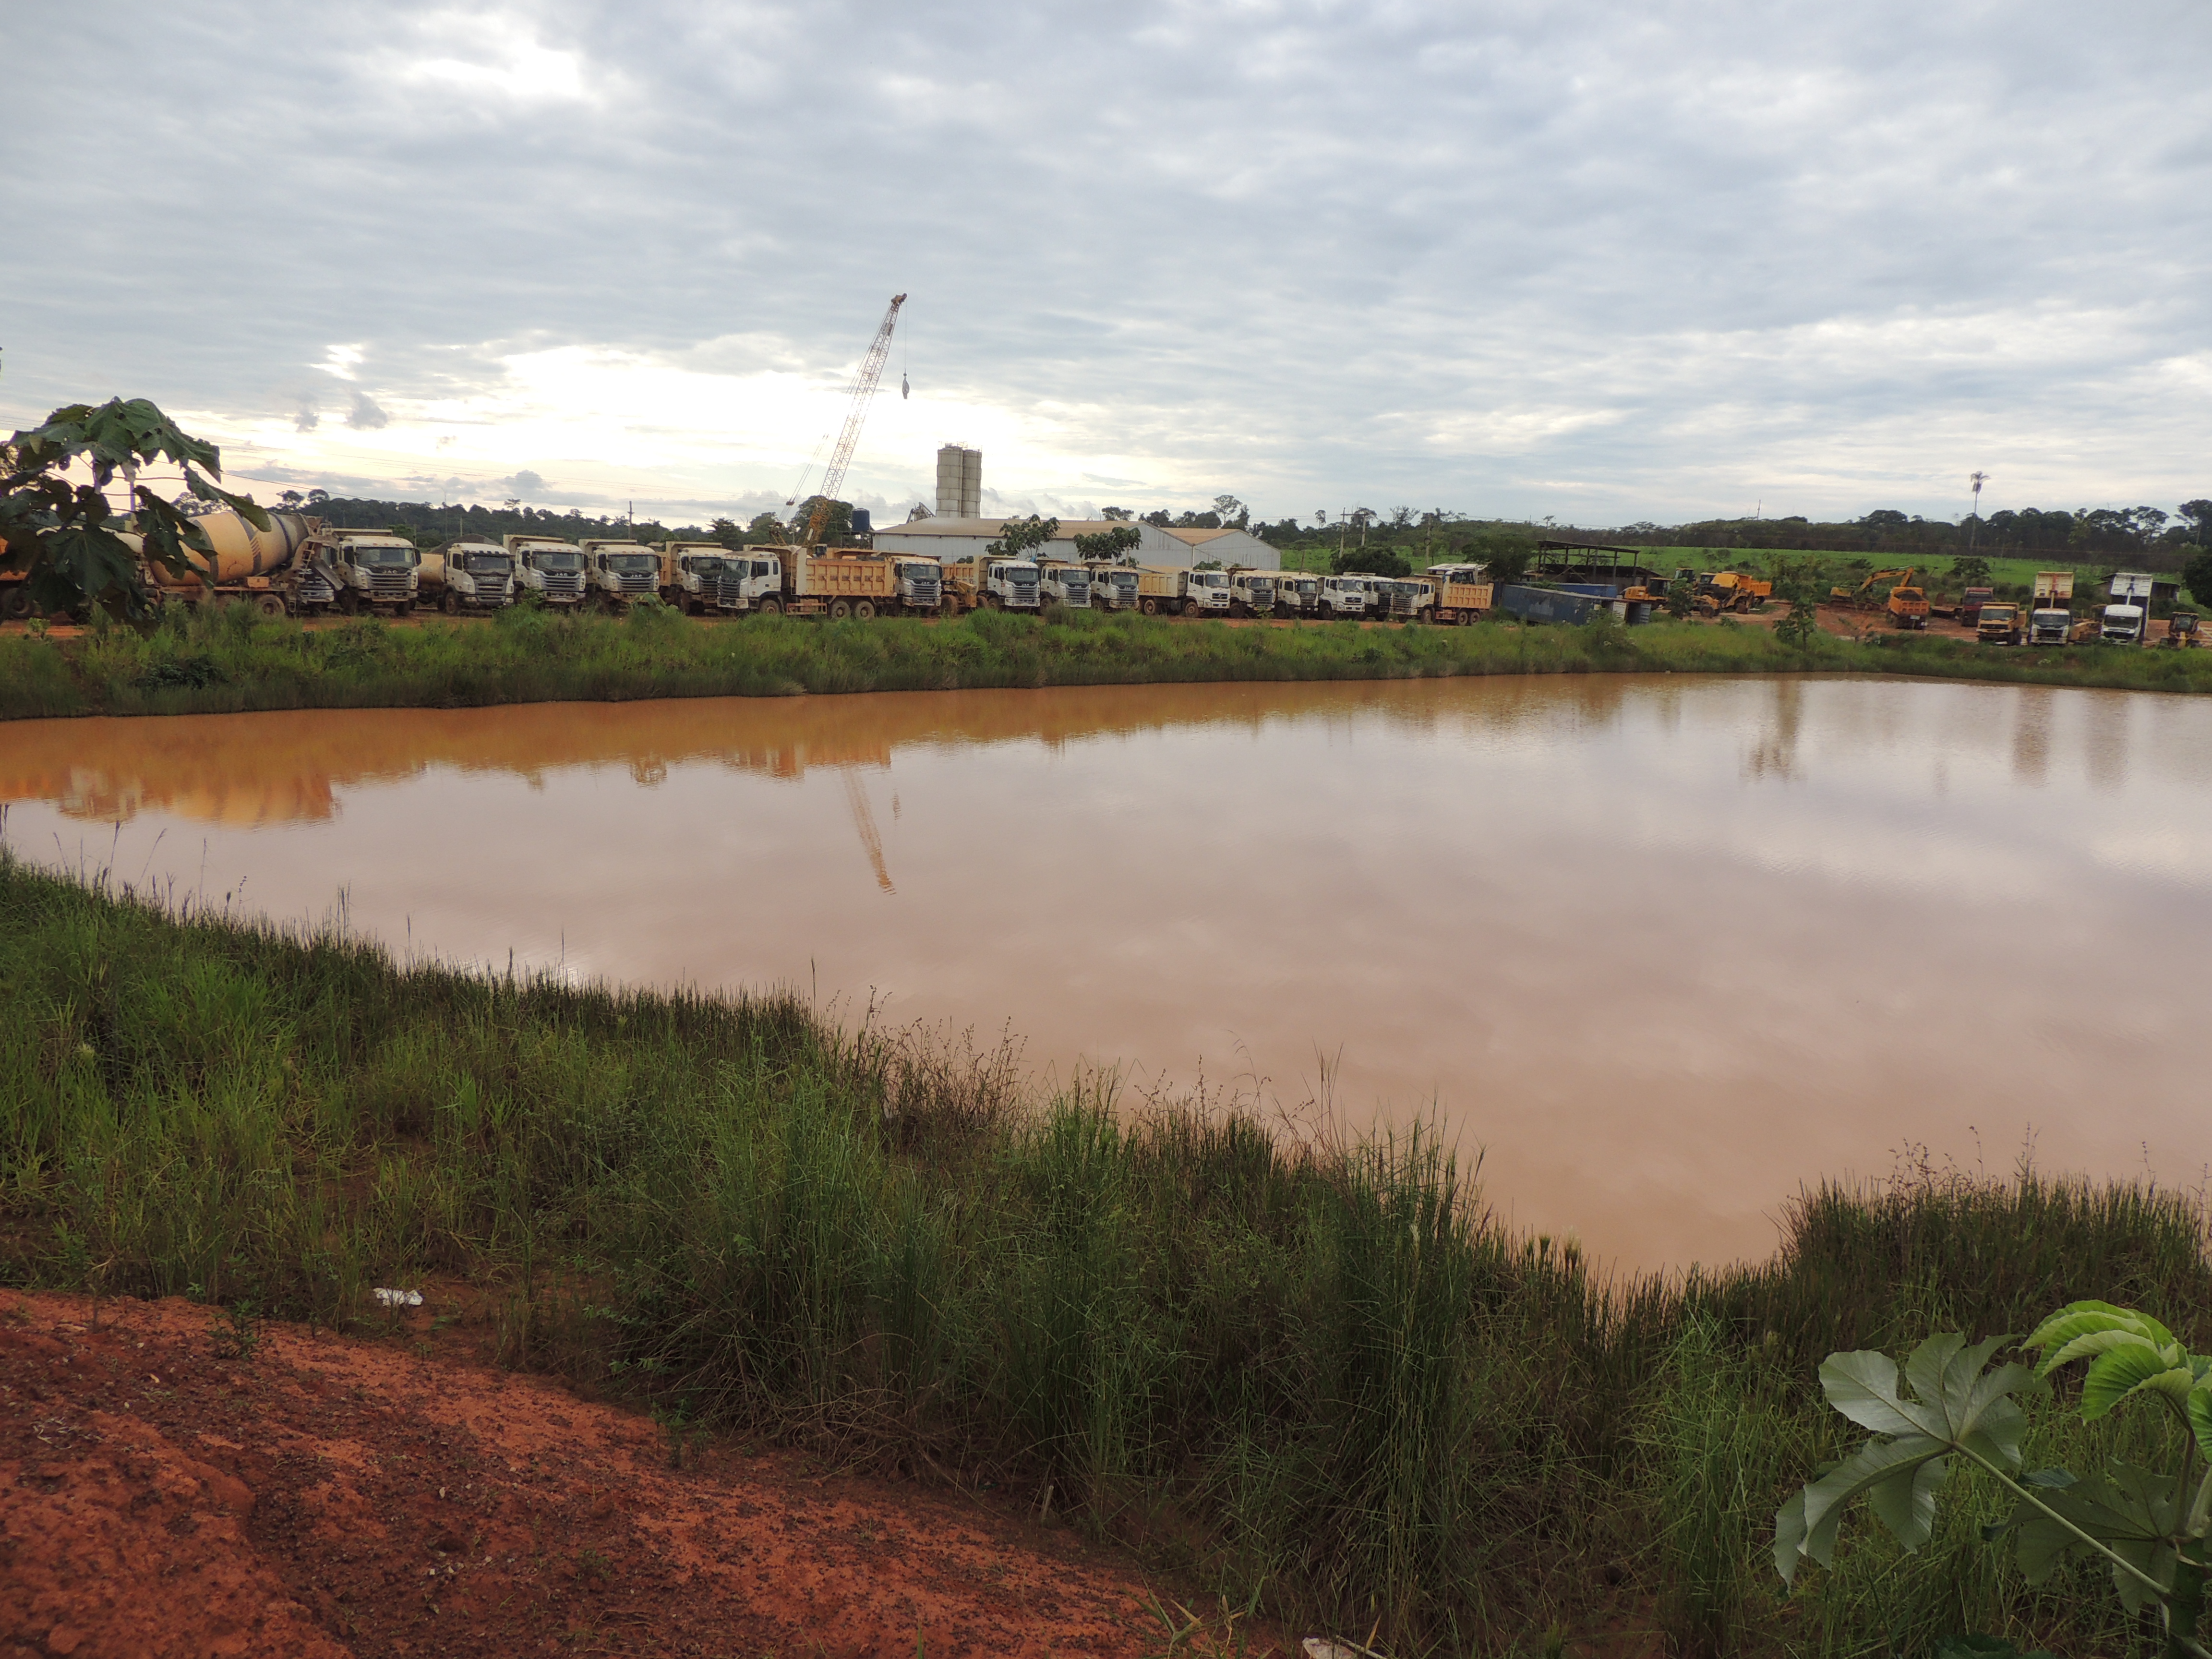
[872,517,1280,570]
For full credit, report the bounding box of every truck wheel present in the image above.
[0,586,33,622]
[829,598,853,620]
[1141,598,1159,616]
[255,593,288,620]
[986,595,1003,612]
[853,599,876,621]
[339,590,360,616]
[442,590,460,615]
[756,597,782,617]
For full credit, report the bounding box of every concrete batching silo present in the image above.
[936,445,982,519]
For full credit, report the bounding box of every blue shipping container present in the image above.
[1554,582,1623,600]
[1495,585,1603,625]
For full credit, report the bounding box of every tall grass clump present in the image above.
[5,604,2209,722]
[2,848,2207,1653]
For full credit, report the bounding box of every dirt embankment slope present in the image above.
[0,1290,1187,1659]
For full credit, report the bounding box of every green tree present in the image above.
[1071,524,1141,563]
[1,397,269,621]
[788,496,853,545]
[2177,500,2212,546]
[2184,549,2212,609]
[1951,554,1993,589]
[986,515,1059,559]
[746,512,788,544]
[1332,546,1411,578]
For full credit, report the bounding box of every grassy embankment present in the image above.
[2,595,2209,721]
[5,851,2207,1654]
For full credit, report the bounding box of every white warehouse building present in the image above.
[872,517,1281,571]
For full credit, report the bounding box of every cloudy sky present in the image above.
[4,1,2208,528]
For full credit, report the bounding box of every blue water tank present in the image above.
[849,508,873,536]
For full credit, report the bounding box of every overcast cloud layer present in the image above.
[4,0,2209,526]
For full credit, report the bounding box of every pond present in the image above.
[4,674,2206,1270]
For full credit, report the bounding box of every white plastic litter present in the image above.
[1304,1642,1363,1659]
[372,1288,424,1308]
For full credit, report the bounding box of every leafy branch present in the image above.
[1777,1302,2212,1659]
[1,397,269,621]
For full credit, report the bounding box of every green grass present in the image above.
[2,591,2208,721]
[4,851,2207,1654]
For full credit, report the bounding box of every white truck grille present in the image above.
[543,573,582,595]
[370,571,411,597]
[618,572,654,593]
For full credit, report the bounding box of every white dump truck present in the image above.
[1038,560,1092,610]
[1228,570,1277,617]
[1182,568,1233,618]
[951,556,1041,612]
[1085,563,1142,611]
[1317,576,1371,619]
[2027,571,2075,647]
[419,541,515,613]
[578,539,662,610]
[506,536,588,605]
[1133,566,1188,616]
[298,528,421,616]
[2101,572,2155,644]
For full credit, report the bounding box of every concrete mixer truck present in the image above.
[140,505,323,617]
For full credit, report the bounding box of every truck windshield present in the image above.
[606,554,658,572]
[357,545,414,566]
[462,553,511,573]
[1192,572,1226,587]
[686,558,725,575]
[531,552,583,570]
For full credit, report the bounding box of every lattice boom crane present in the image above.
[802,293,906,550]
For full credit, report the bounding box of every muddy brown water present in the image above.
[4,675,2208,1271]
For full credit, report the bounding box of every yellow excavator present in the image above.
[1831,566,1930,629]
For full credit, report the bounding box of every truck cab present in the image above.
[658,541,758,614]
[301,530,420,617]
[579,540,662,610]
[1957,587,1995,627]
[1182,568,1233,616]
[421,541,514,613]
[505,536,587,604]
[1372,577,1437,622]
[1228,570,1277,617]
[983,559,1042,611]
[2100,604,2147,644]
[1086,564,1142,611]
[1038,561,1092,610]
[1274,575,1322,617]
[1317,576,1370,619]
[1975,601,2021,645]
[891,557,942,614]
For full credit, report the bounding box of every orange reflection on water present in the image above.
[4,675,2208,1271]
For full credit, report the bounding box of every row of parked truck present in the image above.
[39,506,1515,626]
[1959,572,2201,648]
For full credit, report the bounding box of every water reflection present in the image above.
[5,675,2209,1271]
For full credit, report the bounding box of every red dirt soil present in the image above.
[0,1290,1231,1659]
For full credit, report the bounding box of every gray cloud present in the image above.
[3,0,2208,523]
[347,391,389,430]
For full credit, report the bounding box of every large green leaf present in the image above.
[2008,1460,2178,1613]
[1778,1433,1952,1583]
[2078,1341,2197,1420]
[1779,1333,2034,1586]
[2023,1301,2183,1377]
[2190,1384,2212,1467]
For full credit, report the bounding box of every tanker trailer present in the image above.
[142,506,321,617]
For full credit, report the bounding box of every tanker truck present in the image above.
[419,540,515,613]
[295,527,421,616]
[578,539,662,611]
[505,535,588,605]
